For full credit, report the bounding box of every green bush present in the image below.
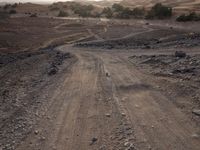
[176,12,200,22]
[58,11,68,17]
[146,3,172,19]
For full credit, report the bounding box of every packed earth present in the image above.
[0,17,200,150]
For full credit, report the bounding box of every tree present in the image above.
[102,7,113,18]
[132,7,145,18]
[176,12,200,22]
[58,11,68,17]
[0,11,10,21]
[112,4,124,12]
[71,3,94,17]
[146,3,172,19]
[9,10,17,14]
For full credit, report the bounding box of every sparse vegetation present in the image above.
[11,3,18,8]
[58,11,68,17]
[9,10,17,14]
[0,11,10,20]
[146,3,172,19]
[71,3,94,17]
[3,4,11,10]
[30,13,37,17]
[176,12,200,22]
[102,7,113,18]
[102,3,145,19]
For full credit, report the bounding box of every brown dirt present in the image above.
[0,17,200,150]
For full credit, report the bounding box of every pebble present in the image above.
[121,113,126,116]
[34,130,39,135]
[192,109,200,116]
[191,133,199,139]
[105,113,111,117]
[90,137,98,145]
[124,142,130,147]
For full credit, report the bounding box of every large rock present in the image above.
[175,51,186,58]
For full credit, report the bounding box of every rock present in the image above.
[192,109,200,116]
[34,130,39,135]
[191,133,199,139]
[105,113,111,117]
[41,136,46,140]
[126,143,135,150]
[48,67,58,76]
[124,142,130,147]
[99,145,106,150]
[121,113,126,116]
[106,72,110,77]
[90,137,98,145]
[175,51,186,58]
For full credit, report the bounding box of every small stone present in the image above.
[121,113,126,116]
[41,136,46,140]
[192,109,200,116]
[148,145,152,150]
[175,51,186,58]
[105,113,111,117]
[106,72,110,77]
[90,137,98,145]
[135,104,139,108]
[191,133,199,139]
[124,142,130,147]
[99,145,106,150]
[34,130,39,135]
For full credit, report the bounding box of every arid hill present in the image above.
[121,0,200,12]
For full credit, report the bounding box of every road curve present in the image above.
[16,45,200,150]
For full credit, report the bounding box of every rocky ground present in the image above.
[130,52,200,123]
[0,17,200,150]
[0,48,76,150]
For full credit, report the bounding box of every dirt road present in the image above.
[13,44,199,150]
[1,19,200,150]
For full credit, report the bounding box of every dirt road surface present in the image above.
[1,18,200,150]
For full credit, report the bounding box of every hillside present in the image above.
[121,0,200,12]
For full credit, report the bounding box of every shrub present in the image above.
[116,7,133,19]
[102,7,113,18]
[58,11,68,17]
[12,3,18,8]
[132,7,145,18]
[9,10,17,14]
[176,12,200,22]
[3,4,11,10]
[71,3,94,17]
[30,13,37,17]
[49,7,59,11]
[112,4,124,12]
[109,3,145,19]
[0,11,10,20]
[146,3,172,19]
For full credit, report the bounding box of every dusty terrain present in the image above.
[0,17,200,150]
